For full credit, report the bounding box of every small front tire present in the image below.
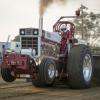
[1,68,16,82]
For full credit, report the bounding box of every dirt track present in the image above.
[0,77,100,100]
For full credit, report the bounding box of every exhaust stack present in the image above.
[39,16,43,36]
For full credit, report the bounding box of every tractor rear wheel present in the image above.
[1,68,16,82]
[32,58,56,87]
[67,44,93,89]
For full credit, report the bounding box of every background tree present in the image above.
[74,5,100,47]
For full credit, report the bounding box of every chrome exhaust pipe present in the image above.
[39,16,43,36]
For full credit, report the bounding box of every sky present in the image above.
[0,0,100,42]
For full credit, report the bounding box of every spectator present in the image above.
[0,52,2,65]
[2,45,6,54]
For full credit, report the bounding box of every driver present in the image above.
[60,24,71,38]
[60,24,71,54]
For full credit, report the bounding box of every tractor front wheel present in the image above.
[32,58,56,87]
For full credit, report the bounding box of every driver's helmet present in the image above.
[60,24,68,33]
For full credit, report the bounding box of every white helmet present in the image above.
[60,24,68,33]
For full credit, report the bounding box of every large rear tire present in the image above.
[67,44,93,89]
[1,68,16,82]
[32,58,56,87]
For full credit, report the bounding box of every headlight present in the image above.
[33,29,38,35]
[34,30,38,35]
[20,29,25,35]
[21,30,25,35]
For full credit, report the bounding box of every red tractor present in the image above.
[0,16,93,89]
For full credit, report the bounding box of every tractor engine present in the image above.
[20,28,61,62]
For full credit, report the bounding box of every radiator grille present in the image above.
[21,37,38,55]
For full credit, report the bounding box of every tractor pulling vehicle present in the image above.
[0,15,93,89]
